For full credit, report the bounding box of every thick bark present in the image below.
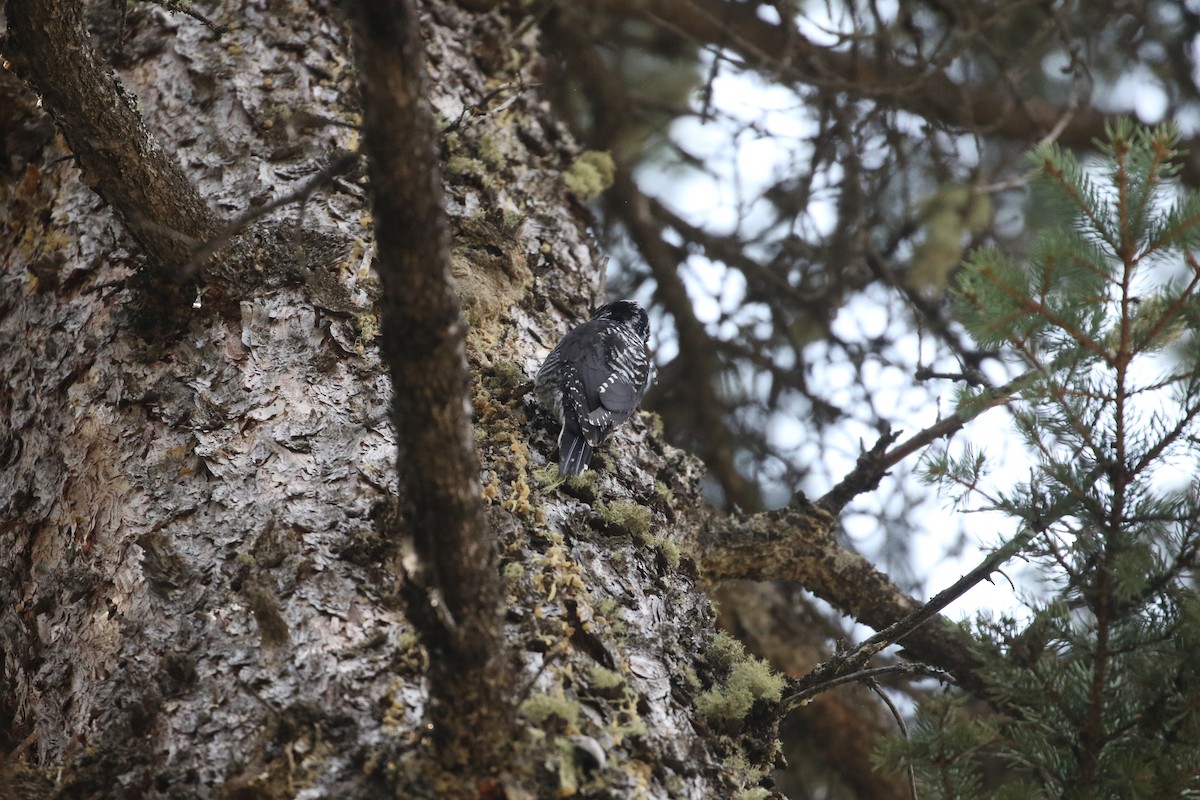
[0,1,786,797]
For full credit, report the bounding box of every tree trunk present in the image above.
[0,1,780,796]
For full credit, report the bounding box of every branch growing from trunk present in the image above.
[697,501,985,692]
[340,0,511,770]
[783,526,1036,710]
[4,0,220,275]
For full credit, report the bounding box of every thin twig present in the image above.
[784,524,1038,711]
[867,677,920,800]
[787,662,950,708]
[818,368,1036,514]
[183,151,360,276]
[144,0,228,35]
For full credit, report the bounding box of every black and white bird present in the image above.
[535,300,655,476]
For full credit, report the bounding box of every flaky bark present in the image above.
[0,1,783,797]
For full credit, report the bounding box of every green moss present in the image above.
[733,787,771,800]
[564,150,615,199]
[653,480,673,503]
[446,155,480,176]
[446,155,498,190]
[599,501,652,537]
[491,359,528,393]
[648,410,665,438]
[478,134,506,169]
[723,751,768,786]
[595,598,619,619]
[532,463,562,486]
[588,449,613,473]
[611,717,648,740]
[677,663,702,692]
[520,694,580,728]
[554,736,580,795]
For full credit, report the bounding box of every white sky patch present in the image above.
[1104,68,1168,122]
[638,41,1200,631]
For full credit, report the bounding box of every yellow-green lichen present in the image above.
[610,716,647,744]
[733,788,771,800]
[725,750,769,791]
[351,311,380,352]
[520,694,580,729]
[491,359,528,393]
[446,155,482,176]
[586,664,624,691]
[599,501,652,537]
[446,155,499,191]
[564,150,615,199]
[532,463,564,487]
[554,736,581,795]
[649,534,681,569]
[694,657,785,723]
[478,134,506,169]
[676,663,702,693]
[647,410,665,438]
[708,631,747,671]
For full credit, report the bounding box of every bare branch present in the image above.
[819,369,1035,515]
[587,0,1200,187]
[697,501,985,691]
[341,0,510,769]
[788,662,951,708]
[785,526,1037,709]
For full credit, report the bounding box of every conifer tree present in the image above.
[882,121,1200,799]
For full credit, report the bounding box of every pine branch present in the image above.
[819,369,1035,515]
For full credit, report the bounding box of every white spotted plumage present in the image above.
[535,301,655,476]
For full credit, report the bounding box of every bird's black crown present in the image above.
[591,300,649,340]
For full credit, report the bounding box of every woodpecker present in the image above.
[535,300,655,477]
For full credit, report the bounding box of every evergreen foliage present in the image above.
[883,122,1200,798]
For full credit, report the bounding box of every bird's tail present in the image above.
[559,428,594,477]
